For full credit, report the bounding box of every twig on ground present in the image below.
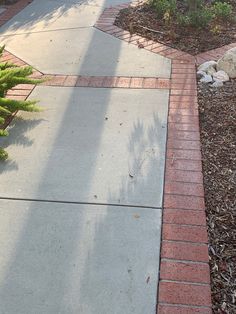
[138,25,165,34]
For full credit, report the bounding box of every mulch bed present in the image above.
[198,80,236,313]
[0,0,18,4]
[114,2,236,55]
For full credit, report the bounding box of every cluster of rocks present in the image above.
[197,47,236,87]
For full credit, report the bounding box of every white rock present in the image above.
[198,60,217,74]
[217,47,236,79]
[200,73,213,83]
[211,79,224,88]
[197,70,205,79]
[213,70,229,82]
[206,67,216,76]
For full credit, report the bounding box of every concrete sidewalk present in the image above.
[0,0,172,313]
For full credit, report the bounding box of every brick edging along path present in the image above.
[159,59,212,314]
[1,2,236,313]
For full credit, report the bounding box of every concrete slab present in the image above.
[0,199,161,314]
[0,28,171,77]
[0,1,103,35]
[0,86,168,207]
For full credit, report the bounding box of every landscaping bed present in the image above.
[114,0,236,55]
[0,1,18,4]
[198,80,236,313]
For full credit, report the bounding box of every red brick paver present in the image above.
[159,54,212,314]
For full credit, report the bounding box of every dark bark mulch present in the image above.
[0,0,18,5]
[198,80,236,313]
[114,3,236,55]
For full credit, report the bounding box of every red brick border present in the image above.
[1,2,236,312]
[158,59,213,314]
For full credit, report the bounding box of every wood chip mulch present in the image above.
[0,0,18,5]
[198,80,236,313]
[114,3,236,55]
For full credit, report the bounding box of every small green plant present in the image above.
[150,0,176,18]
[0,46,43,160]
[212,1,233,19]
[177,6,214,28]
[189,7,214,27]
[176,13,191,26]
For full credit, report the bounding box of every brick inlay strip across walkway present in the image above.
[41,75,171,89]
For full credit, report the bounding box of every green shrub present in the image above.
[212,1,233,19]
[177,6,214,28]
[176,13,191,26]
[150,0,235,29]
[150,0,176,18]
[186,0,204,12]
[189,7,214,27]
[0,46,43,160]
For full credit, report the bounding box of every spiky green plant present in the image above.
[0,46,43,160]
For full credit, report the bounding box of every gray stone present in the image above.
[196,70,205,79]
[198,60,217,75]
[211,79,224,88]
[213,70,229,82]
[206,67,216,76]
[0,199,162,314]
[200,73,213,83]
[0,86,169,208]
[217,47,236,78]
